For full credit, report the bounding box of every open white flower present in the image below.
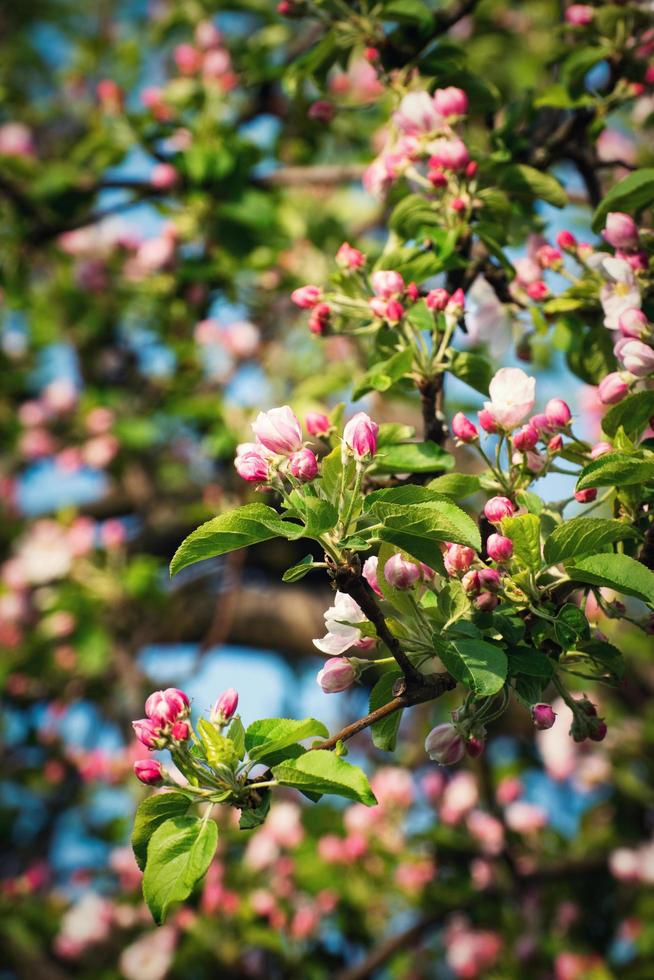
[313,592,367,655]
[483,367,536,430]
[599,257,641,330]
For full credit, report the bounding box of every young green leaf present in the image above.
[427,473,481,498]
[245,717,329,763]
[131,792,191,871]
[498,164,567,208]
[602,391,654,440]
[544,517,637,565]
[272,750,377,805]
[576,453,654,492]
[368,671,403,751]
[142,816,218,924]
[170,504,304,576]
[370,442,455,474]
[592,168,654,232]
[282,554,317,583]
[447,350,492,394]
[566,554,654,606]
[501,513,542,572]
[438,637,508,696]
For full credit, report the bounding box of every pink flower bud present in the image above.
[598,372,629,405]
[617,249,647,271]
[336,242,366,269]
[425,723,465,765]
[450,196,467,213]
[487,534,513,563]
[235,448,269,482]
[444,543,476,576]
[545,398,572,428]
[461,570,480,594]
[406,282,420,302]
[305,411,330,436]
[433,86,468,117]
[97,79,122,108]
[385,299,404,323]
[151,163,178,189]
[343,412,379,460]
[603,212,639,250]
[171,720,190,742]
[526,280,549,301]
[475,591,499,611]
[465,160,478,178]
[308,303,331,334]
[536,245,562,269]
[364,46,379,62]
[575,488,597,503]
[618,308,649,339]
[132,718,163,749]
[134,759,164,785]
[466,736,485,757]
[317,658,356,693]
[291,285,322,309]
[447,288,465,314]
[371,270,404,298]
[478,567,501,592]
[308,100,334,123]
[478,409,498,433]
[429,138,470,171]
[145,688,190,725]
[252,406,303,455]
[428,167,448,187]
[174,43,202,75]
[451,412,478,443]
[362,556,383,596]
[548,433,563,452]
[531,703,556,730]
[616,339,654,378]
[589,720,607,742]
[556,230,577,251]
[590,441,612,459]
[513,424,539,451]
[483,496,515,524]
[212,688,239,722]
[384,553,421,590]
[426,288,450,312]
[289,448,319,481]
[369,297,388,319]
[565,4,594,26]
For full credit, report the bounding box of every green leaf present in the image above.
[272,750,377,805]
[239,791,271,831]
[551,604,590,648]
[131,792,190,872]
[507,647,553,678]
[427,473,481,498]
[170,504,304,576]
[559,639,624,686]
[439,637,507,696]
[371,442,454,474]
[498,164,567,208]
[282,554,316,583]
[382,0,432,25]
[366,487,481,551]
[448,350,492,394]
[544,517,638,565]
[197,718,240,769]
[602,391,654,440]
[566,553,654,606]
[369,671,403,751]
[576,452,654,491]
[245,717,329,763]
[294,497,338,539]
[142,816,218,925]
[592,168,654,233]
[352,349,413,400]
[227,716,246,759]
[501,513,542,571]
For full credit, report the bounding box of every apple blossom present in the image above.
[252,406,303,455]
[371,270,404,298]
[618,308,649,338]
[145,688,190,725]
[313,593,367,655]
[211,688,239,723]
[384,554,421,590]
[484,367,536,430]
[432,86,468,117]
[484,496,515,523]
[342,412,379,460]
[443,543,476,576]
[305,411,330,436]
[317,657,356,693]
[362,556,382,596]
[289,448,319,481]
[603,212,639,250]
[425,724,466,765]
[532,703,556,730]
[291,285,322,308]
[598,372,629,405]
[545,398,572,428]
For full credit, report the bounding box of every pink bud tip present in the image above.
[343,412,379,461]
[384,553,421,590]
[483,496,515,524]
[426,288,450,312]
[305,412,331,436]
[134,759,164,785]
[544,398,572,428]
[574,488,597,503]
[486,533,513,563]
[425,723,465,765]
[531,703,556,730]
[451,412,478,443]
[214,688,239,721]
[556,230,577,251]
[317,658,356,693]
